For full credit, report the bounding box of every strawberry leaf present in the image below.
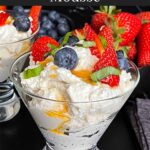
[91,66,121,82]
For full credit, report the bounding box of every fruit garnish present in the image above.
[91,66,120,82]
[31,36,59,62]
[116,50,129,71]
[54,47,78,70]
[23,65,43,79]
[0,6,7,11]
[13,16,31,32]
[114,12,141,46]
[50,32,72,56]
[93,46,120,87]
[91,6,121,33]
[29,6,42,33]
[0,11,9,26]
[73,29,85,40]
[99,25,114,49]
[59,35,79,46]
[136,12,150,24]
[84,23,105,56]
[137,23,150,67]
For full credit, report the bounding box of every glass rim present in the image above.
[10,52,140,103]
[0,23,39,45]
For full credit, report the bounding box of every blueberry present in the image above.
[57,17,68,24]
[54,47,78,70]
[13,6,25,15]
[57,23,70,36]
[117,50,124,59]
[42,20,55,30]
[0,107,7,121]
[41,16,49,22]
[47,29,58,40]
[59,35,79,46]
[38,28,47,36]
[13,16,30,32]
[118,58,129,71]
[48,11,60,22]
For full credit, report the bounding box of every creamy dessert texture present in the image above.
[20,23,136,150]
[0,6,41,82]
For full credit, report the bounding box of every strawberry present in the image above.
[31,36,59,62]
[0,6,6,11]
[91,13,108,33]
[92,25,119,87]
[99,25,114,49]
[137,23,150,67]
[29,6,42,33]
[0,11,9,26]
[84,23,104,56]
[114,12,141,46]
[126,42,136,60]
[93,46,120,87]
[136,12,150,24]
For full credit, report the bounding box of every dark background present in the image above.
[1,6,150,150]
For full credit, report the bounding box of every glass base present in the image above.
[43,144,100,150]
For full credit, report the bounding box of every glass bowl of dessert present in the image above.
[0,6,41,122]
[0,6,41,82]
[10,23,140,150]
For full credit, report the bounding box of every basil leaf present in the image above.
[91,66,121,82]
[23,65,44,79]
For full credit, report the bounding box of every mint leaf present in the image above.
[82,41,96,48]
[23,65,43,79]
[60,32,72,46]
[91,66,121,82]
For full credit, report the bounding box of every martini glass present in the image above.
[10,52,140,150]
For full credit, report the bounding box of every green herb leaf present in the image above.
[82,41,96,48]
[60,32,72,46]
[99,35,107,48]
[23,65,44,79]
[91,66,121,82]
[50,47,60,56]
[75,30,85,40]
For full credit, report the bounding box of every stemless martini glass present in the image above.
[10,52,140,150]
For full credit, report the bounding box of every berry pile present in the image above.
[90,6,150,68]
[39,10,71,40]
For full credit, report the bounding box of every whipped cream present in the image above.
[0,23,32,82]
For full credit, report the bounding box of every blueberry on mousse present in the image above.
[54,47,78,70]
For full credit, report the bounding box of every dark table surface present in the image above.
[1,6,150,150]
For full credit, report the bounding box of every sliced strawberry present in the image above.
[31,36,59,62]
[93,42,119,87]
[29,6,42,33]
[99,25,114,49]
[0,11,9,26]
[84,23,104,56]
[0,6,6,11]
